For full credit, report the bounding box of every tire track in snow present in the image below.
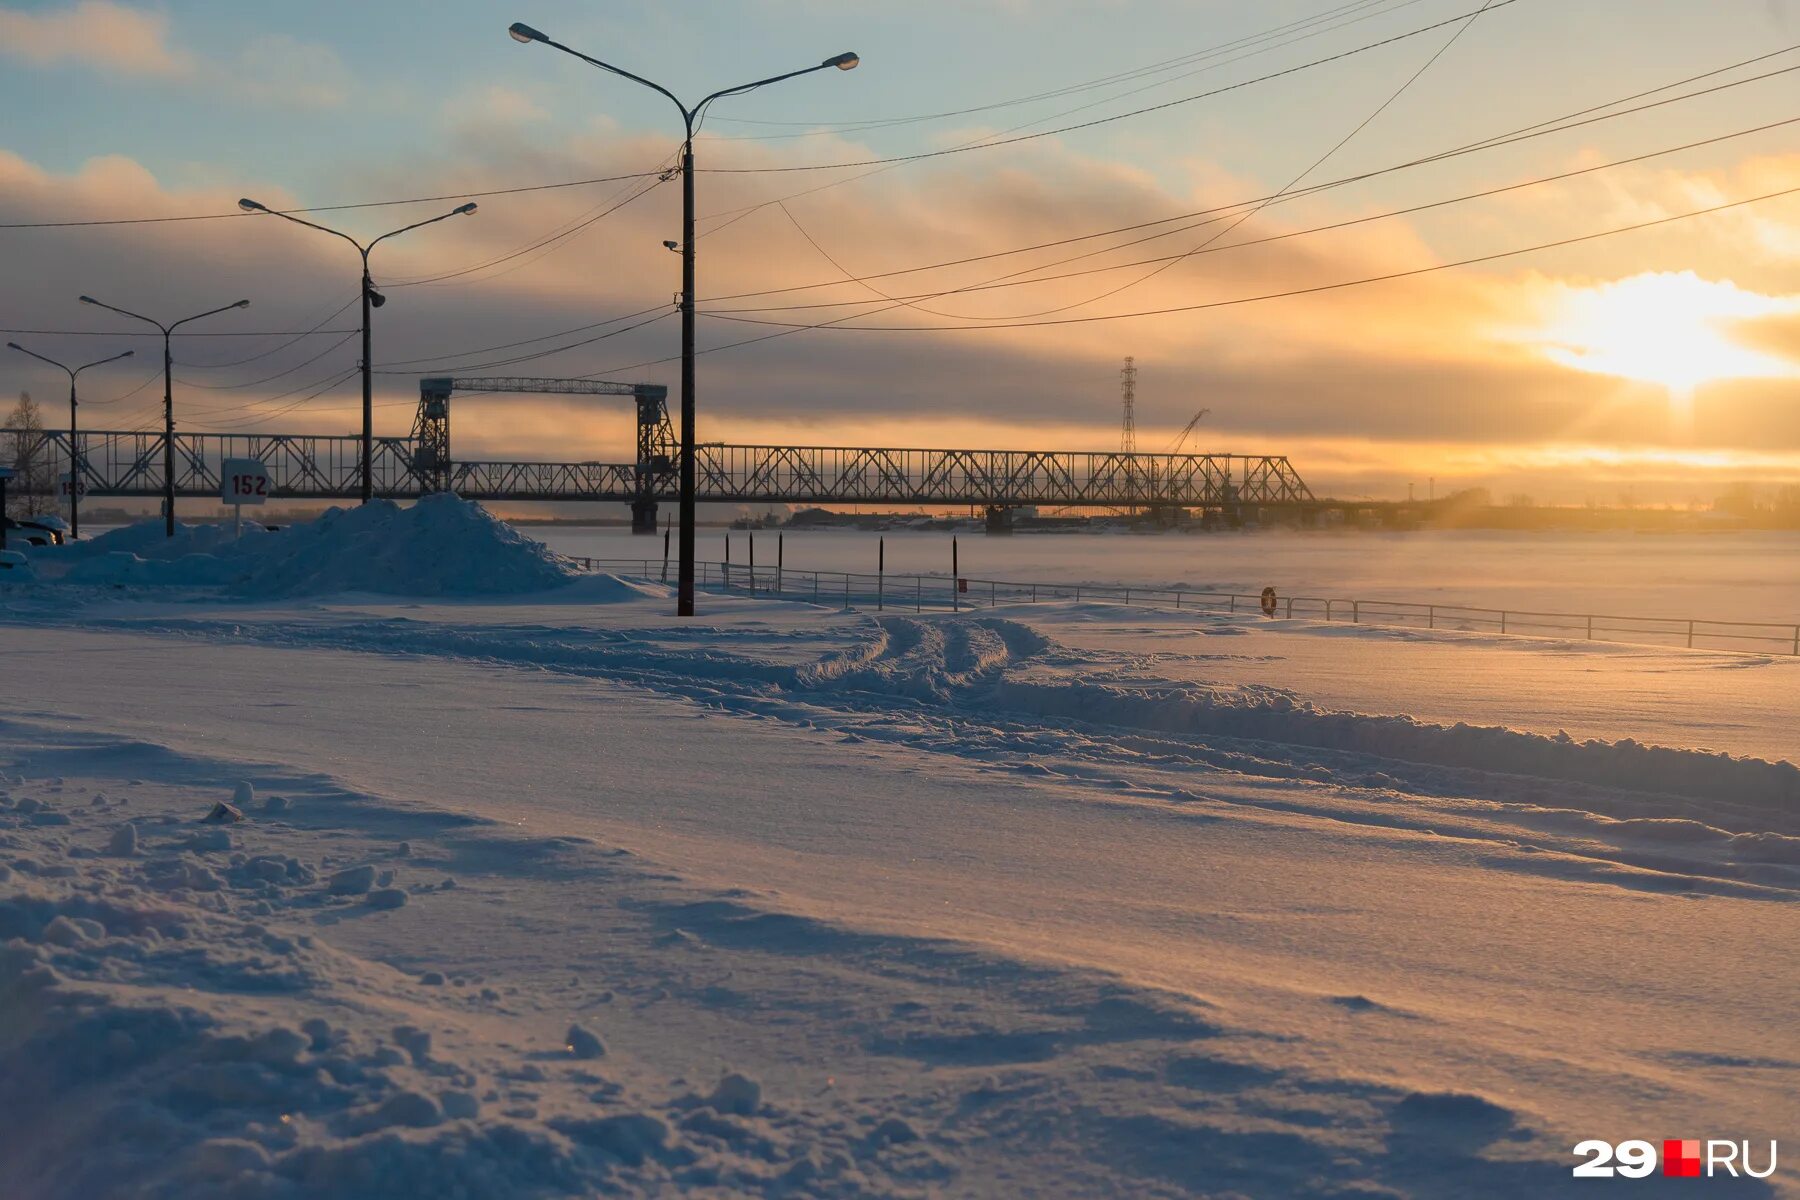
[27,608,1800,899]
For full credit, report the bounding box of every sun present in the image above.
[1524,271,1798,400]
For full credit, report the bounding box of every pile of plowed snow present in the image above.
[57,495,581,598]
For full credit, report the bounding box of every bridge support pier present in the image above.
[1146,503,1184,527]
[984,505,1015,535]
[630,497,659,535]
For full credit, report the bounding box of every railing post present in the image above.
[1353,600,1360,624]
[1793,625,1798,656]
[1032,584,1038,603]
[1686,619,1694,649]
[1285,597,1293,618]
[1125,588,1131,605]
[813,573,819,604]
[1587,615,1594,640]
[1428,605,1435,630]
[1175,591,1182,609]
[916,576,921,612]
[844,574,850,609]
[1229,594,1235,613]
[1500,611,1507,634]
[991,580,997,608]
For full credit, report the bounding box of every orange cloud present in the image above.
[0,1,189,77]
[4,118,1800,506]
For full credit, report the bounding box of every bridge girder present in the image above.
[8,429,1316,510]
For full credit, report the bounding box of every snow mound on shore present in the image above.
[61,495,580,598]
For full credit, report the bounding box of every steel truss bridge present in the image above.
[4,375,1315,528]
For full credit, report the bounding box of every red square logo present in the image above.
[1664,1139,1702,1177]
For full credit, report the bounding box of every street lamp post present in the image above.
[236,199,479,503]
[506,21,858,616]
[78,295,250,536]
[5,342,135,538]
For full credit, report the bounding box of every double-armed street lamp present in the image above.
[5,342,135,538]
[237,198,479,503]
[506,20,858,616]
[78,295,250,537]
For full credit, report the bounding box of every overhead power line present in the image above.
[173,294,361,369]
[0,327,359,337]
[4,2,1517,234]
[175,330,360,390]
[701,0,1523,175]
[708,0,1426,136]
[767,0,1495,324]
[0,172,666,230]
[202,368,364,430]
[868,0,1501,323]
[7,23,1789,255]
[373,307,676,375]
[387,170,674,288]
[696,58,1800,306]
[690,41,1800,242]
[710,116,1800,315]
[373,302,671,371]
[698,183,1800,333]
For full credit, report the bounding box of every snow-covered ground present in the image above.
[2,504,1794,1198]
[538,525,1800,626]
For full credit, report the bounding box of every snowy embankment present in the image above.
[29,495,583,597]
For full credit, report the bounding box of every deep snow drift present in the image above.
[32,495,582,598]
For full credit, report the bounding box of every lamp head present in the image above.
[232,299,251,309]
[367,288,387,309]
[824,51,859,70]
[237,198,267,212]
[454,202,478,215]
[662,239,679,252]
[78,295,97,306]
[5,342,20,351]
[120,349,135,358]
[508,22,548,43]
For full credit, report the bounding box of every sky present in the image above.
[2,0,1798,505]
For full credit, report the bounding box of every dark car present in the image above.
[0,515,67,550]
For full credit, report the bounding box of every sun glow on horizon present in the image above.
[1521,272,1799,403]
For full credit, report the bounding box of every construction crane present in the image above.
[1168,408,1212,455]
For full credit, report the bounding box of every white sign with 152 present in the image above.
[221,458,271,507]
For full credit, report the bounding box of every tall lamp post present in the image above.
[5,342,135,538]
[237,198,479,504]
[79,295,249,537]
[506,21,858,617]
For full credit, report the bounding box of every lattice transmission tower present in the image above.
[1120,356,1138,455]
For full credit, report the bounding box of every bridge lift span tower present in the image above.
[414,376,674,532]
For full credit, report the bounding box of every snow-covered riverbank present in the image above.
[3,504,1793,1197]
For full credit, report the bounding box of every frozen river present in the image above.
[534,525,1800,625]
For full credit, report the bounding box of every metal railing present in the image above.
[563,556,1800,656]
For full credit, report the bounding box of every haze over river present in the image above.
[534,526,1800,626]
